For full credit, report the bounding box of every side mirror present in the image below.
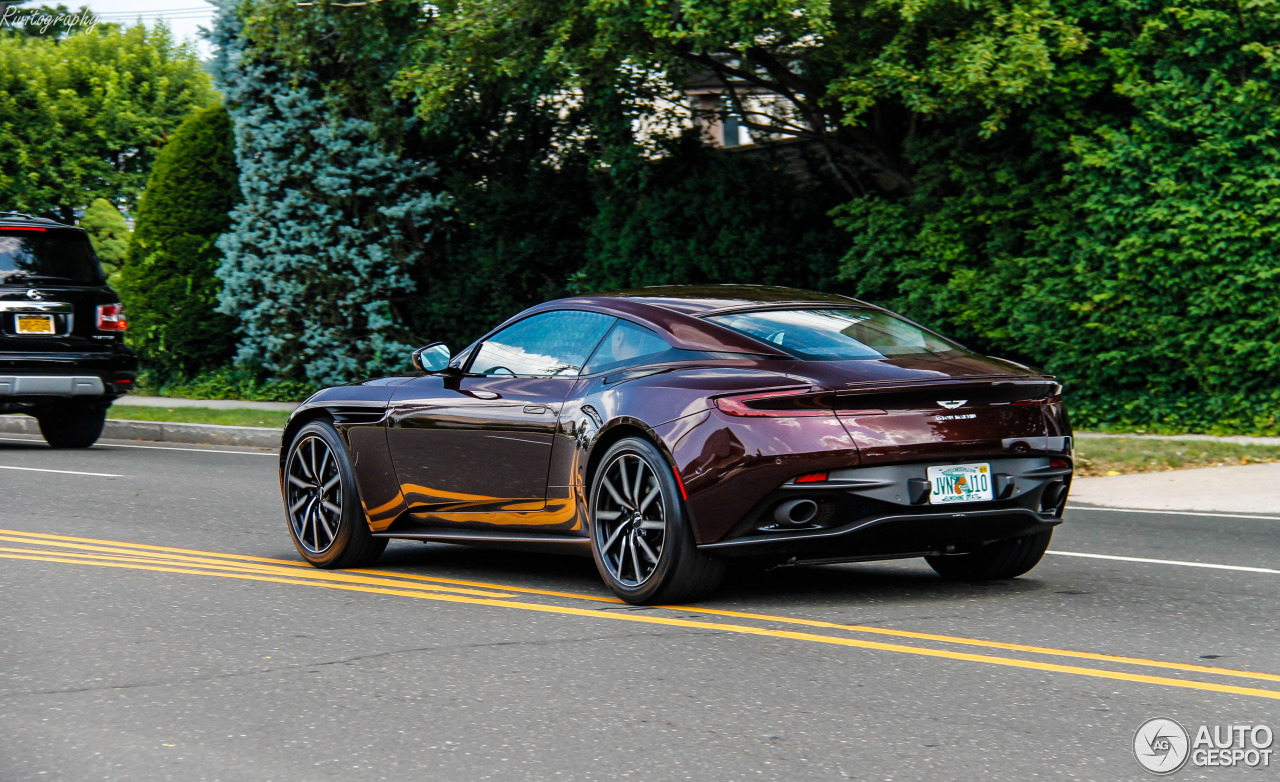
[411,342,452,373]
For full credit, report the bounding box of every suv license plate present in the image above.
[927,463,993,504]
[16,314,55,334]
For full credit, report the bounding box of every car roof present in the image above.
[588,284,867,316]
[512,285,879,359]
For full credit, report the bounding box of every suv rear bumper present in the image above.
[0,375,105,396]
[0,348,137,408]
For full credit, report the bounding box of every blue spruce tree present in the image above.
[210,0,441,385]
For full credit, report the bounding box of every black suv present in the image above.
[0,212,137,447]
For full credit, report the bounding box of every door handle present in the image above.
[523,405,549,415]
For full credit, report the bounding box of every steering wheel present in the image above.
[487,366,515,376]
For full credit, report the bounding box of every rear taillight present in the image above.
[96,303,127,331]
[714,388,833,417]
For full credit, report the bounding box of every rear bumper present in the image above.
[700,456,1070,563]
[0,375,105,396]
[0,349,137,407]
[701,507,1061,563]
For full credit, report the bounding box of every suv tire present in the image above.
[36,406,107,449]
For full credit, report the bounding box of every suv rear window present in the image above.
[706,308,967,360]
[0,229,105,286]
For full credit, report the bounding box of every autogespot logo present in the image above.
[1134,718,1275,774]
[1134,718,1189,774]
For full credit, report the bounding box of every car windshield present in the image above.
[706,308,968,360]
[0,229,104,285]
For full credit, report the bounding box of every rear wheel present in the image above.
[589,437,724,604]
[284,420,386,568]
[925,530,1052,581]
[36,405,106,449]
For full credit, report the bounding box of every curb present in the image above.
[0,415,282,449]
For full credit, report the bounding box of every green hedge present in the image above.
[119,103,239,379]
[837,0,1280,435]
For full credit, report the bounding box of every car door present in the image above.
[386,310,615,522]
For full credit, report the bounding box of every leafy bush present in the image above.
[837,0,1280,433]
[0,24,214,220]
[135,365,317,403]
[77,198,129,275]
[407,155,595,352]
[578,135,847,294]
[118,103,239,378]
[407,136,849,352]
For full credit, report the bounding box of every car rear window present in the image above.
[706,308,968,360]
[0,228,105,286]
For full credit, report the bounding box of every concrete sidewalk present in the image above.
[114,395,298,412]
[1070,462,1280,515]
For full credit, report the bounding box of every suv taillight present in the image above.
[96,303,127,332]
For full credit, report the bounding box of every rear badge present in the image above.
[938,400,967,409]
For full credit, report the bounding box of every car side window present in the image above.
[469,310,615,377]
[583,320,689,374]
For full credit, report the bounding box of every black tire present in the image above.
[283,420,386,569]
[588,437,725,604]
[925,530,1053,581]
[36,406,106,449]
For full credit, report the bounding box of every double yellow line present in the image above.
[4,527,1280,701]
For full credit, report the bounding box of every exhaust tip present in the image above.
[774,499,819,526]
[1041,482,1066,512]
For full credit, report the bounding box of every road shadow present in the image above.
[0,437,50,451]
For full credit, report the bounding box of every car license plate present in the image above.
[16,314,55,334]
[927,463,993,504]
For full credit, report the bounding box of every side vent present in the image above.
[330,407,389,426]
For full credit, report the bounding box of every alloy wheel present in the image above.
[594,452,667,587]
[286,434,343,555]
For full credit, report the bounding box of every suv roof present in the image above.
[0,212,71,229]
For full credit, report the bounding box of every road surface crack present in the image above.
[1,628,725,699]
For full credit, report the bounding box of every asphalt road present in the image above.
[2,434,1278,781]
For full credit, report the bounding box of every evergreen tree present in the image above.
[211,0,442,385]
[77,198,129,276]
[118,104,239,378]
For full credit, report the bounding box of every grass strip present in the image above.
[107,404,290,429]
[1075,438,1280,477]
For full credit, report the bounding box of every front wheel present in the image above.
[589,437,724,604]
[37,405,106,449]
[283,420,386,568]
[925,530,1052,581]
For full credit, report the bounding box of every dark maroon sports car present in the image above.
[280,286,1072,603]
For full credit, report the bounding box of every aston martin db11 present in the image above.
[280,286,1073,603]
